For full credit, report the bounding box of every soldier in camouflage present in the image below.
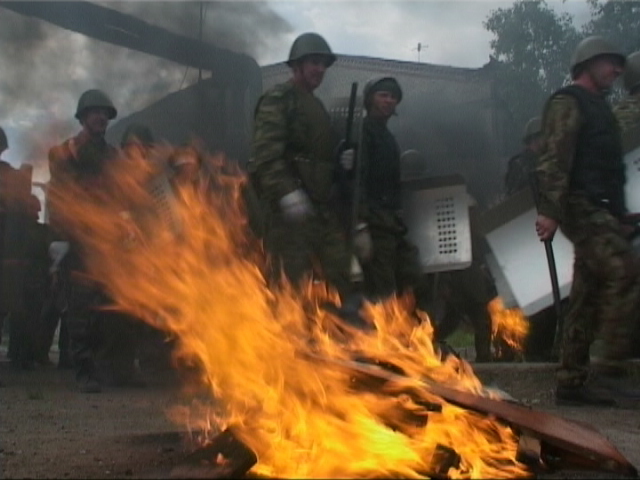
[339,76,421,301]
[535,36,640,406]
[248,33,360,318]
[613,51,640,135]
[504,117,543,197]
[48,89,118,393]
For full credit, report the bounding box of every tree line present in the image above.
[484,0,640,138]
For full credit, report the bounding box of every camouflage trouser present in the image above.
[362,226,421,301]
[66,277,138,381]
[65,278,105,378]
[264,206,352,300]
[442,262,493,362]
[556,196,640,387]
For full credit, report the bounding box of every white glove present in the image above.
[48,241,70,273]
[353,223,373,262]
[279,189,312,222]
[340,148,356,171]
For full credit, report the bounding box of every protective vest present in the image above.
[362,116,401,211]
[555,84,625,217]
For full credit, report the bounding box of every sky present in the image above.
[266,0,590,67]
[0,0,593,176]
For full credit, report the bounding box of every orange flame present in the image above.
[488,297,530,354]
[49,146,531,479]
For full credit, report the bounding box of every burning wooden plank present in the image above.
[304,353,638,478]
[170,428,257,479]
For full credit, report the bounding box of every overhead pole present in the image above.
[414,42,428,62]
[198,1,203,83]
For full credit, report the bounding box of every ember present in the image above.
[47,146,633,479]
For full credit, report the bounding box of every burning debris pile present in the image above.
[48,146,637,479]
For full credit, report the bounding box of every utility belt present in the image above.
[289,154,335,204]
[585,193,625,220]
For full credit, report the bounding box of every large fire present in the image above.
[49,146,531,479]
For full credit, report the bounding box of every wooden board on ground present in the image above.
[306,354,638,478]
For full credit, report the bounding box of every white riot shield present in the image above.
[483,124,640,316]
[401,174,472,273]
[623,124,640,214]
[480,188,574,316]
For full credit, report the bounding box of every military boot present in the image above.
[76,361,101,394]
[555,384,616,407]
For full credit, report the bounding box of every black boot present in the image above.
[76,362,101,393]
[555,384,616,407]
[57,351,73,370]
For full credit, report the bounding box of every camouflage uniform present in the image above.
[535,88,640,388]
[48,137,117,382]
[358,115,421,300]
[248,82,352,298]
[504,148,538,197]
[613,95,640,135]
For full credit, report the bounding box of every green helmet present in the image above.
[75,89,117,120]
[287,32,336,67]
[523,117,542,142]
[570,36,625,78]
[363,76,403,109]
[121,123,155,148]
[623,51,640,93]
[0,127,7,150]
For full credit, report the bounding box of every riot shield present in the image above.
[479,187,574,316]
[401,174,472,273]
[481,123,640,317]
[623,123,640,214]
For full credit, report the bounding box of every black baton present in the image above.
[529,173,564,354]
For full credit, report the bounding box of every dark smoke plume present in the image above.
[0,1,292,179]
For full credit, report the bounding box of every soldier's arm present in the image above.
[504,155,522,196]
[613,97,640,135]
[249,90,299,204]
[47,143,74,239]
[535,94,582,223]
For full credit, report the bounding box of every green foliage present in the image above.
[484,0,640,140]
[484,0,579,136]
[584,0,640,55]
[583,0,640,101]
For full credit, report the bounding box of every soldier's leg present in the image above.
[35,289,60,364]
[8,310,34,369]
[66,281,101,392]
[556,254,597,387]
[57,310,72,369]
[450,265,493,362]
[264,212,314,290]
[395,236,422,296]
[362,228,398,301]
[592,232,640,371]
[98,311,141,387]
[314,211,352,301]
